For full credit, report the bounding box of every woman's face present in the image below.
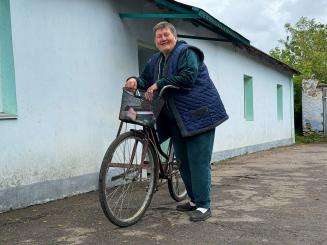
[155,27,177,56]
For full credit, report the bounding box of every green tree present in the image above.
[269,17,327,132]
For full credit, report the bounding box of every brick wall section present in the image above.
[302,79,323,133]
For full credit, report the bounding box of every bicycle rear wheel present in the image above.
[168,156,187,202]
[99,131,158,227]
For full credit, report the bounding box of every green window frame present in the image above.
[244,75,254,121]
[277,84,283,120]
[0,73,3,112]
[0,0,17,119]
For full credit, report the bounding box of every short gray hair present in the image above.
[153,21,177,38]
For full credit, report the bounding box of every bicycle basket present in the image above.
[119,88,164,126]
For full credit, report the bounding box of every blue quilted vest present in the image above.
[148,41,228,141]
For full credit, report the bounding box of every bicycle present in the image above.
[98,86,187,227]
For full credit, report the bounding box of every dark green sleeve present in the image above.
[156,49,200,89]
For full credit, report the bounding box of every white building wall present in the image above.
[115,18,295,152]
[195,40,293,151]
[0,0,140,210]
[0,0,294,212]
[174,25,294,157]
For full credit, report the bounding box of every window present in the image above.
[277,84,283,120]
[0,76,3,113]
[0,0,17,118]
[137,41,157,75]
[244,75,254,121]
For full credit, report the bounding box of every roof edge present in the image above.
[154,0,300,76]
[239,44,300,76]
[155,0,250,45]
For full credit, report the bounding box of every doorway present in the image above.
[137,41,157,75]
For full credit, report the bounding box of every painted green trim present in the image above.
[178,34,231,42]
[196,10,250,45]
[0,72,3,112]
[154,0,250,46]
[244,75,254,121]
[154,0,192,13]
[0,0,17,116]
[120,1,250,45]
[0,112,17,119]
[277,84,283,120]
[119,13,199,19]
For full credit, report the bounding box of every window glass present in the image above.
[244,75,254,121]
[277,84,283,120]
[0,0,17,117]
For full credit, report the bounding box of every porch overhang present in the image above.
[119,0,250,46]
[119,0,299,76]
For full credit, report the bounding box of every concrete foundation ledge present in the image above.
[0,173,98,213]
[0,138,294,213]
[212,138,294,162]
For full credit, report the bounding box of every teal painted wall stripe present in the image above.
[0,0,17,115]
[244,75,254,121]
[277,84,283,120]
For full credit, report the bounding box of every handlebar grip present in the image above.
[159,85,180,98]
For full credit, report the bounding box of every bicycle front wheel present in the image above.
[99,131,158,227]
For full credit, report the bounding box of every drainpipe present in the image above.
[323,88,327,135]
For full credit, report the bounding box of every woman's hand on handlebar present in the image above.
[125,78,137,92]
[145,83,158,101]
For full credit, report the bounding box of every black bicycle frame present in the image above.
[116,121,173,179]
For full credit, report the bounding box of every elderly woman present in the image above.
[125,21,228,222]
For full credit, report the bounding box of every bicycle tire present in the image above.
[167,156,187,202]
[99,131,158,227]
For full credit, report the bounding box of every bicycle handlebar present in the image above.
[158,85,180,98]
[123,85,180,100]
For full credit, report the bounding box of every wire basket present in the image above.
[119,88,164,127]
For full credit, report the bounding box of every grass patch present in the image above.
[295,132,327,144]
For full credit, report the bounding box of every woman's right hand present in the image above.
[125,78,137,92]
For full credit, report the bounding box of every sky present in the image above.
[178,0,327,53]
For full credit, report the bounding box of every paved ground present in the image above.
[1,143,327,244]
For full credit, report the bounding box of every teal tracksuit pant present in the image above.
[168,123,215,209]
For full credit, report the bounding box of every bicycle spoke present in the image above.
[106,184,120,201]
[112,182,130,215]
[118,182,130,218]
[126,178,135,216]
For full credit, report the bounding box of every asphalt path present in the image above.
[1,143,327,244]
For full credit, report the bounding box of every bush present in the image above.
[295,132,327,144]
